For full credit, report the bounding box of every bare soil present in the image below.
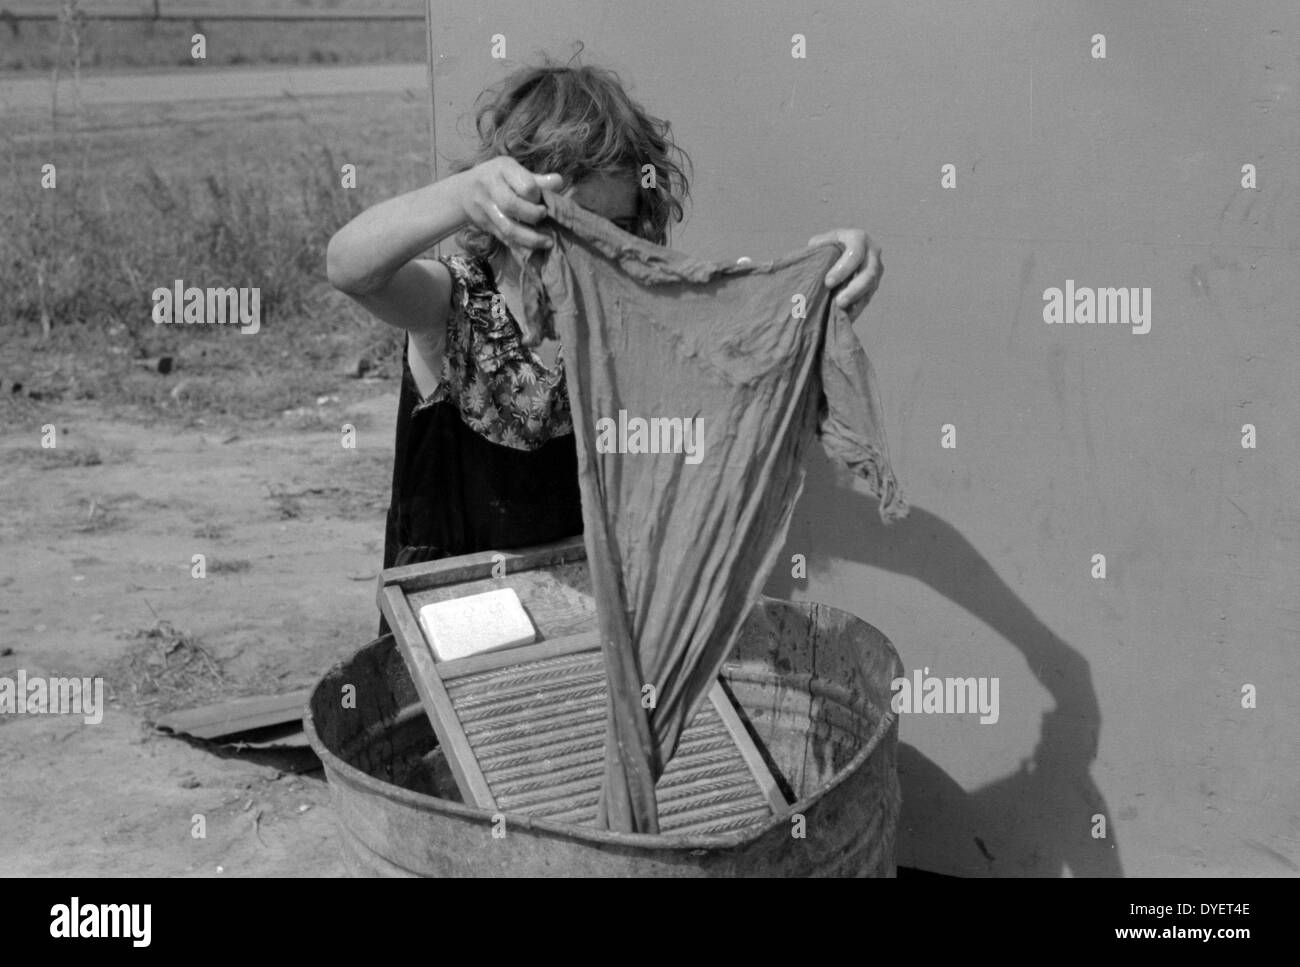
[0,391,401,876]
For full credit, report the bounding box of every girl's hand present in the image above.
[458,157,565,251]
[806,228,883,319]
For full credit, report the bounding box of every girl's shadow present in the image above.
[766,451,1123,877]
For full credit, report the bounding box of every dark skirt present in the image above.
[378,364,584,636]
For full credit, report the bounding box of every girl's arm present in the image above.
[325,159,562,336]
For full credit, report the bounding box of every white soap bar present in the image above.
[417,587,536,662]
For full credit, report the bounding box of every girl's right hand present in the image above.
[458,157,564,251]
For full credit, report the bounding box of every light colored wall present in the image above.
[429,0,1300,876]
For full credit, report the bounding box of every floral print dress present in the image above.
[377,253,584,636]
[413,254,574,448]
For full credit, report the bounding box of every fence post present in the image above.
[425,0,440,255]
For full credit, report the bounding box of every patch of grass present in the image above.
[2,147,364,337]
[268,488,304,520]
[0,7,426,73]
[105,613,319,716]
[1,91,421,427]
[192,521,231,540]
[7,446,103,469]
[71,496,126,533]
[107,619,229,713]
[278,404,355,432]
[207,558,251,574]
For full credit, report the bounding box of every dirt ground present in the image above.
[0,391,402,876]
[0,59,453,879]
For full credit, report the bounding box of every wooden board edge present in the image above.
[707,681,789,814]
[153,689,312,739]
[379,536,588,592]
[380,584,498,810]
[438,630,601,680]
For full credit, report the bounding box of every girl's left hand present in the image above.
[807,228,883,319]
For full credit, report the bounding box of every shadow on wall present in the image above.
[766,449,1122,878]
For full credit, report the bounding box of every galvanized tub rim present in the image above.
[303,656,896,852]
[304,660,894,847]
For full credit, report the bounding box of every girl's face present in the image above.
[564,172,640,235]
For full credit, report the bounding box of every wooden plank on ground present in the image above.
[152,689,310,740]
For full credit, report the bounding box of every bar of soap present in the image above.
[417,587,536,662]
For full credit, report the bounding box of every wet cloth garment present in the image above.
[378,254,583,637]
[521,189,909,833]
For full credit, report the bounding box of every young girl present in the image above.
[325,58,884,635]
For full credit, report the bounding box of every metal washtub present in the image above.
[304,585,902,877]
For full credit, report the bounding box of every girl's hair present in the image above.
[451,53,692,261]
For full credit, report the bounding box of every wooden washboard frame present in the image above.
[378,536,788,833]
